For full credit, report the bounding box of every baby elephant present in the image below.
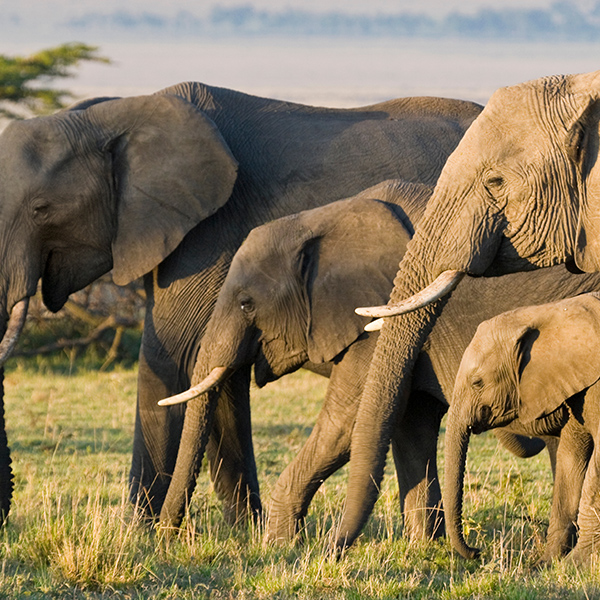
[445,292,600,565]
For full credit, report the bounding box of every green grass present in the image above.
[0,358,599,598]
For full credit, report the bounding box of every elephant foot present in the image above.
[566,545,592,568]
[537,534,575,567]
[221,492,263,528]
[403,503,445,542]
[264,509,303,543]
[128,470,174,523]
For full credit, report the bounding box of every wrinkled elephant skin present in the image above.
[0,82,482,522]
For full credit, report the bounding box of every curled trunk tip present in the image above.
[0,298,29,366]
[356,270,465,318]
[158,366,230,406]
[444,416,482,560]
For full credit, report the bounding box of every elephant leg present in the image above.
[129,332,187,517]
[0,370,13,524]
[206,366,262,526]
[391,391,445,541]
[542,419,593,563]
[130,270,261,523]
[544,435,560,481]
[266,334,377,542]
[569,441,600,566]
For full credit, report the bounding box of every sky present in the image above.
[1,0,599,109]
[0,0,569,17]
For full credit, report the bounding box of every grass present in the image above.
[0,355,599,598]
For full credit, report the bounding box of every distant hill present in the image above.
[2,2,600,43]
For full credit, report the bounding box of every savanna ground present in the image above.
[1,343,599,599]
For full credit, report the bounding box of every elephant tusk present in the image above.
[364,318,384,332]
[0,298,29,366]
[355,270,465,318]
[158,366,231,406]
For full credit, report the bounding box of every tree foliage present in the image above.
[0,42,109,118]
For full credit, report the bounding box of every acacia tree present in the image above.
[0,42,109,118]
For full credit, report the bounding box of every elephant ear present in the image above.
[302,197,413,363]
[517,294,600,423]
[568,72,600,272]
[83,94,238,285]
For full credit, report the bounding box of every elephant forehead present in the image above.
[228,242,291,284]
[0,116,84,180]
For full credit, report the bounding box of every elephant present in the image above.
[0,82,483,524]
[333,69,600,552]
[159,178,600,541]
[444,292,600,566]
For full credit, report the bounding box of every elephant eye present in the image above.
[471,377,485,389]
[240,298,255,314]
[567,123,587,166]
[484,176,504,191]
[31,201,51,222]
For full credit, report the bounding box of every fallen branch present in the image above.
[12,315,139,358]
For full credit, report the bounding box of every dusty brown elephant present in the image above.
[445,293,600,566]
[334,70,600,551]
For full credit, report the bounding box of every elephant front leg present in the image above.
[129,343,187,518]
[541,419,592,564]
[265,388,354,542]
[206,367,262,526]
[391,391,445,541]
[267,336,376,542]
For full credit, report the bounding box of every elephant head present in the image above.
[444,293,600,559]
[0,92,239,522]
[157,183,430,526]
[338,70,600,549]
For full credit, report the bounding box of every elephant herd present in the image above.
[0,69,600,566]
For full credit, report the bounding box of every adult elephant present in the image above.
[159,180,589,540]
[335,70,600,551]
[0,82,483,524]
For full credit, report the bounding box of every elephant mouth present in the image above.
[566,258,584,274]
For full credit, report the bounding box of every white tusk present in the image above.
[364,318,384,332]
[0,298,29,366]
[355,270,465,318]
[158,366,230,406]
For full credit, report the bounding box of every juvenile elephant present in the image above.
[445,293,600,565]
[0,82,483,523]
[160,179,600,540]
[336,70,600,551]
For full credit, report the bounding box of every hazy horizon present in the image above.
[1,1,599,112]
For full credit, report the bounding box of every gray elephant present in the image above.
[445,293,600,566]
[334,70,600,551]
[0,82,482,524]
[159,179,600,541]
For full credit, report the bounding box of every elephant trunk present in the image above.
[334,184,500,551]
[158,311,252,528]
[159,388,220,528]
[443,403,481,559]
[0,369,12,525]
[335,254,453,549]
